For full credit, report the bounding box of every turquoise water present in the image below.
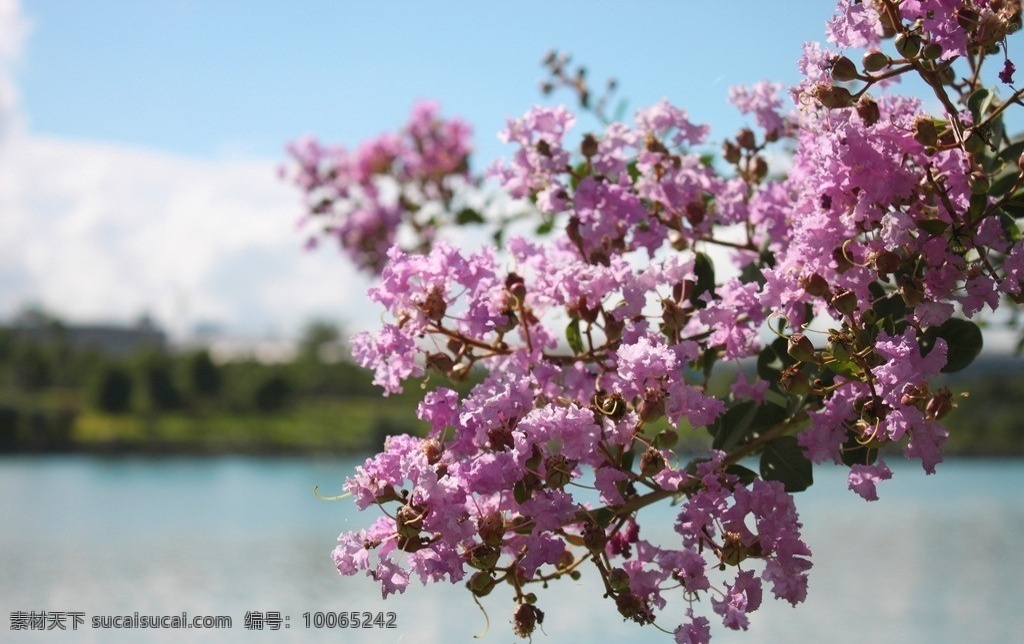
[1,455,1022,643]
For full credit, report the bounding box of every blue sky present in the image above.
[2,1,1011,343]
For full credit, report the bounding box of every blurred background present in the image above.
[2,1,1024,642]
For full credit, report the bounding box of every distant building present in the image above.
[7,312,167,357]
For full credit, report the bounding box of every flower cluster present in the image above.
[290,1,1024,641]
[282,101,474,273]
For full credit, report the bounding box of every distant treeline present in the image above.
[0,315,1022,457]
[0,319,429,454]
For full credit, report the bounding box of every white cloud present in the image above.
[0,0,382,343]
[0,133,375,340]
[0,0,27,146]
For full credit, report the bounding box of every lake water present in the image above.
[2,455,1023,643]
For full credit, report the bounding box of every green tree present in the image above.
[185,349,222,400]
[93,364,134,414]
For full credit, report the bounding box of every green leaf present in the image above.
[917,218,949,235]
[756,336,794,381]
[968,88,993,125]
[535,220,554,235]
[924,318,983,373]
[691,252,716,309]
[712,401,787,452]
[566,318,584,355]
[988,168,1021,198]
[998,139,1024,165]
[455,208,485,225]
[1000,210,1022,242]
[725,464,758,486]
[760,436,813,492]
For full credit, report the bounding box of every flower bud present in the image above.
[737,128,757,150]
[830,55,859,82]
[639,447,666,478]
[467,543,500,570]
[922,42,943,60]
[720,531,749,566]
[862,50,889,72]
[396,504,425,540]
[581,133,599,158]
[505,272,527,307]
[894,32,922,58]
[535,139,553,157]
[872,249,902,275]
[544,454,574,489]
[780,365,811,396]
[812,84,854,109]
[800,272,831,298]
[926,388,954,420]
[751,156,769,182]
[787,333,816,363]
[964,132,987,155]
[477,512,505,547]
[425,352,455,375]
[830,288,858,317]
[638,387,666,423]
[857,96,881,127]
[421,438,443,465]
[615,593,652,625]
[467,571,496,597]
[608,568,631,593]
[513,603,543,639]
[582,521,607,554]
[723,140,742,164]
[419,285,447,321]
[913,118,939,147]
[685,200,707,226]
[970,171,991,195]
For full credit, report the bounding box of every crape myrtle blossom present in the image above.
[291,1,1024,641]
[282,101,474,274]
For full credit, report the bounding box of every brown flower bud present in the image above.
[894,32,922,58]
[467,571,496,597]
[581,133,599,158]
[862,50,890,72]
[913,118,939,147]
[544,454,574,489]
[780,365,811,396]
[608,567,631,593]
[615,593,652,625]
[830,288,858,317]
[639,447,666,478]
[857,96,881,127]
[421,438,443,465]
[800,272,831,298]
[638,387,666,423]
[477,512,505,547]
[513,603,544,639]
[969,171,991,195]
[467,543,500,570]
[582,521,607,554]
[723,140,742,164]
[396,504,425,540]
[830,55,859,82]
[872,249,902,275]
[922,42,943,60]
[418,285,447,321]
[751,156,769,182]
[737,128,757,150]
[926,388,955,420]
[787,332,816,363]
[812,83,854,109]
